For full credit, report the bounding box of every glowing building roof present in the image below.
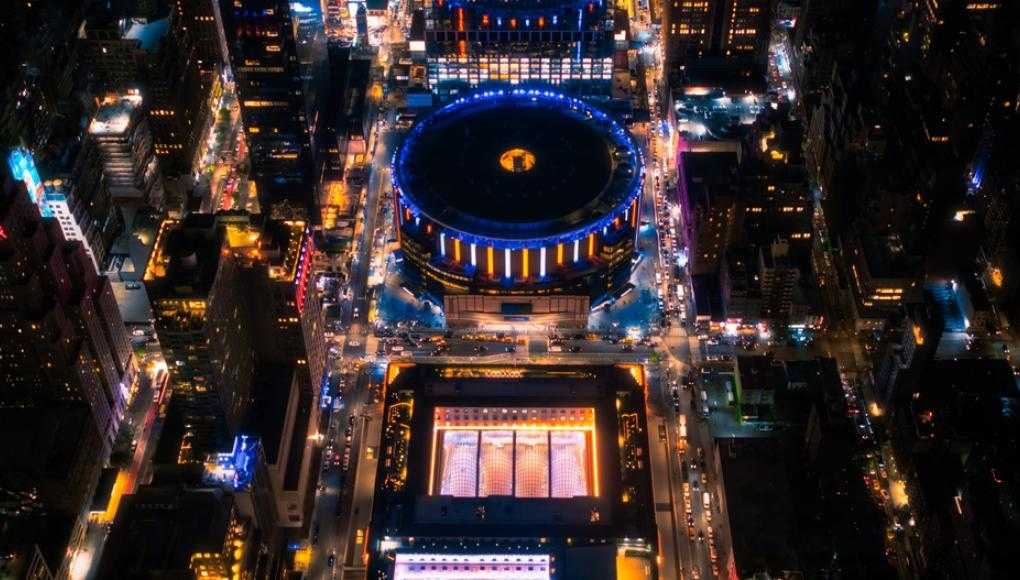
[89,92,144,135]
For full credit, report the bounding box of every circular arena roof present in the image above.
[394,90,641,242]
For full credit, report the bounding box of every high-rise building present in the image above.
[665,0,772,91]
[97,480,254,578]
[0,160,134,579]
[0,0,87,162]
[1,160,134,447]
[66,137,126,271]
[411,0,622,98]
[78,12,148,94]
[144,211,325,528]
[172,0,223,66]
[146,2,222,177]
[219,0,315,218]
[88,92,166,209]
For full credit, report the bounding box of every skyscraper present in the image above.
[1,158,134,579]
[146,0,223,176]
[88,92,166,209]
[144,211,325,527]
[1,160,134,448]
[219,0,314,218]
[665,0,772,90]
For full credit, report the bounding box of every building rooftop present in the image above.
[122,17,168,53]
[395,91,640,240]
[88,93,144,136]
[144,213,309,294]
[370,364,657,577]
[717,438,800,578]
[736,355,788,392]
[96,484,237,577]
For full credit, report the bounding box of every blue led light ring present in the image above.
[393,89,643,247]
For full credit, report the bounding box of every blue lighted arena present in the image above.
[392,90,642,321]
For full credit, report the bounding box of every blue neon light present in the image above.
[393,89,644,251]
[6,148,43,205]
[203,435,260,490]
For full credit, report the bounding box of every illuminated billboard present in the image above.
[6,148,43,204]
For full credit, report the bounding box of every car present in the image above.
[345,426,353,443]
[698,530,705,542]
[688,524,697,539]
[327,553,336,568]
[568,345,583,353]
[505,345,517,353]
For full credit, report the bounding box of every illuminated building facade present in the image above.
[665,0,771,90]
[147,0,222,176]
[393,90,641,324]
[1,165,134,447]
[1,163,134,579]
[846,233,921,329]
[144,211,325,528]
[220,0,315,218]
[371,363,658,579]
[6,148,101,270]
[88,92,166,208]
[415,0,619,97]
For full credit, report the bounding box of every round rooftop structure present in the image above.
[393,90,641,244]
[392,89,642,300]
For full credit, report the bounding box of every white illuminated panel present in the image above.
[478,430,513,497]
[439,431,479,497]
[394,553,551,580]
[504,248,511,278]
[550,431,589,498]
[514,431,549,498]
[440,232,446,256]
[573,239,580,263]
[470,242,477,267]
[539,246,546,278]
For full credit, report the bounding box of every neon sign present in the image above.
[6,148,43,204]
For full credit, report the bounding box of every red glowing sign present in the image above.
[294,233,311,314]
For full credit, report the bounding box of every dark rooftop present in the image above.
[718,438,800,577]
[396,94,640,239]
[96,484,235,578]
